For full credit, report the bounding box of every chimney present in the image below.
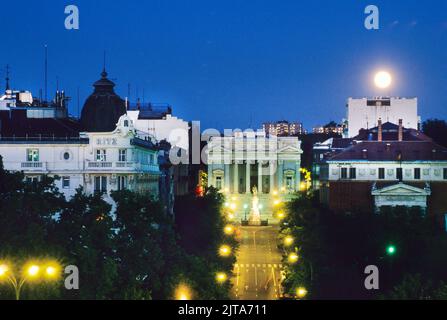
[378,118,383,142]
[398,119,403,142]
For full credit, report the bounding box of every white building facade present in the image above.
[127,107,189,151]
[207,131,302,221]
[0,114,161,203]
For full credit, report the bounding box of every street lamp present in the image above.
[219,245,232,257]
[0,260,62,300]
[277,212,286,220]
[284,236,294,247]
[296,287,308,299]
[175,283,192,300]
[224,225,234,236]
[288,253,299,264]
[216,272,228,284]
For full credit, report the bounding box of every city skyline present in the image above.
[1,0,447,131]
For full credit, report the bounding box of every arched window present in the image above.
[124,120,129,127]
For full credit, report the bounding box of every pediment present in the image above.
[372,183,431,196]
[277,145,302,153]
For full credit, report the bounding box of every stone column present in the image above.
[208,163,213,187]
[295,161,301,191]
[269,161,275,194]
[246,161,251,194]
[233,162,239,194]
[258,161,263,194]
[277,161,283,191]
[225,164,230,191]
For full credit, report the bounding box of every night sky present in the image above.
[2,0,447,130]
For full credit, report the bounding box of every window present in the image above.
[414,168,421,180]
[62,177,70,189]
[117,176,127,190]
[396,168,403,181]
[94,176,107,193]
[215,176,222,190]
[27,149,39,162]
[119,149,127,162]
[124,120,129,127]
[96,149,107,162]
[349,168,356,179]
[286,176,294,189]
[26,176,39,183]
[63,152,70,160]
[444,168,447,180]
[378,168,385,180]
[341,168,348,179]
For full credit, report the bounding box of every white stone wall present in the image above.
[325,161,447,182]
[0,115,161,201]
[127,111,189,150]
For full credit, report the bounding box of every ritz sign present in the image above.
[96,138,118,146]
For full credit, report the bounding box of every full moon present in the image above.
[374,71,392,89]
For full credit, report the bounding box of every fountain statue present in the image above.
[248,186,262,226]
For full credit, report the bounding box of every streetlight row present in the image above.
[0,259,62,300]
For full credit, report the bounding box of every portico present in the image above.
[207,131,302,222]
[372,182,432,214]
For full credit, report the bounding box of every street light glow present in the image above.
[288,253,299,264]
[175,284,192,300]
[284,236,294,247]
[374,71,392,89]
[216,272,228,283]
[26,265,40,278]
[0,264,9,277]
[296,287,308,299]
[224,225,234,235]
[219,245,232,257]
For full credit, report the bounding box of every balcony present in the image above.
[87,161,113,169]
[85,161,159,173]
[20,162,47,171]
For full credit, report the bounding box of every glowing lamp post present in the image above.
[175,284,192,300]
[288,253,299,264]
[284,236,294,247]
[219,245,232,257]
[215,272,228,284]
[0,260,62,300]
[296,287,308,299]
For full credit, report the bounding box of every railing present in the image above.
[115,161,136,168]
[85,161,159,172]
[87,162,113,168]
[21,161,44,168]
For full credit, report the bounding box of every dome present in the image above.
[80,69,127,132]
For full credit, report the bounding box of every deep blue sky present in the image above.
[2,0,447,130]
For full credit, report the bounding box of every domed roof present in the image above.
[80,69,127,132]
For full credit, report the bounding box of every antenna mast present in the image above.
[5,64,10,91]
[44,45,48,102]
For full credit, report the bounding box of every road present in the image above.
[231,226,283,300]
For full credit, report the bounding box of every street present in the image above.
[232,226,283,300]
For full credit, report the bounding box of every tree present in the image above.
[52,188,117,300]
[422,119,447,148]
[175,187,237,299]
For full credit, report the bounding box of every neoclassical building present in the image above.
[207,131,302,221]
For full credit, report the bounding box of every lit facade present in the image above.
[207,131,302,221]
